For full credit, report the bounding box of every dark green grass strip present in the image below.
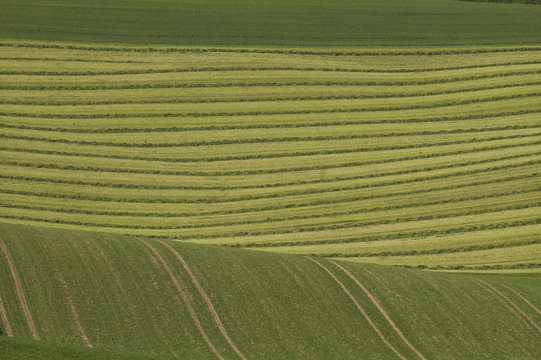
[324,239,541,259]
[402,263,541,271]
[2,187,536,232]
[1,140,538,189]
[0,159,538,204]
[2,91,540,119]
[2,124,539,149]
[242,218,541,248]
[2,42,540,56]
[2,81,540,106]
[459,0,541,5]
[2,109,539,134]
[1,61,540,76]
[0,173,534,218]
[3,70,541,91]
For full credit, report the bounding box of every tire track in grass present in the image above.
[305,257,407,360]
[478,280,541,333]
[159,241,246,360]
[501,285,541,315]
[0,292,13,336]
[0,237,39,340]
[138,239,224,360]
[59,277,92,348]
[330,261,426,360]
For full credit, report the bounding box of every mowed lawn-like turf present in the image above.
[2,0,541,46]
[0,41,539,272]
[0,223,540,359]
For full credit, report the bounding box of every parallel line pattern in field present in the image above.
[0,237,39,340]
[138,239,225,360]
[330,261,426,360]
[306,257,407,360]
[478,280,541,333]
[59,278,92,348]
[1,43,540,270]
[159,241,246,360]
[501,285,541,315]
[0,292,13,337]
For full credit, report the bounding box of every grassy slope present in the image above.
[0,222,540,359]
[1,0,541,46]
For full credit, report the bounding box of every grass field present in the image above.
[0,223,539,359]
[0,41,539,272]
[0,0,540,358]
[2,0,541,46]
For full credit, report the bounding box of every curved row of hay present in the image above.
[0,42,540,272]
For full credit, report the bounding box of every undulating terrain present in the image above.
[1,223,540,359]
[0,0,539,358]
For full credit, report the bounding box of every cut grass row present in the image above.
[2,42,541,56]
[1,177,535,226]
[4,81,541,106]
[1,197,537,236]
[2,139,537,189]
[2,60,540,76]
[0,153,537,200]
[3,70,541,91]
[0,42,538,271]
[1,169,536,219]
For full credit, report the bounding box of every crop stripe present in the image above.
[2,91,540,118]
[3,70,541,91]
[1,41,540,56]
[3,81,541,106]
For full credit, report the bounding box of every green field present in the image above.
[1,0,540,358]
[0,223,540,359]
[0,41,539,272]
[2,0,541,46]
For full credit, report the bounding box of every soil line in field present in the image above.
[59,277,92,348]
[501,285,541,315]
[478,280,541,333]
[159,241,246,360]
[330,260,426,360]
[138,239,225,360]
[0,292,13,337]
[0,237,39,340]
[306,257,407,360]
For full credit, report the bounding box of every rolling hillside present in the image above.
[0,42,539,272]
[0,223,540,359]
[0,0,540,358]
